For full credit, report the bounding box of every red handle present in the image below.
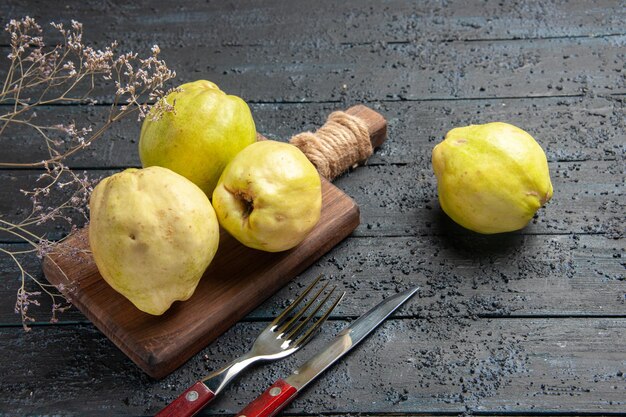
[234,379,298,417]
[155,381,215,417]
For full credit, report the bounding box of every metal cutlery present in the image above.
[233,286,419,417]
[155,276,344,417]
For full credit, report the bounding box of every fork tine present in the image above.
[270,275,322,329]
[276,281,329,336]
[284,286,336,342]
[292,291,345,348]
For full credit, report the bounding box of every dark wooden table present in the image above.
[1,1,624,416]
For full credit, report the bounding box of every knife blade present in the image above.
[234,286,419,417]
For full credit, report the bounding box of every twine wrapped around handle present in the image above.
[289,111,374,181]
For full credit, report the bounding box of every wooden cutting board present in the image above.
[42,105,386,379]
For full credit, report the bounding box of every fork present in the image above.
[155,276,344,417]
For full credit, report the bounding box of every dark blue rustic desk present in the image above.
[0,1,624,416]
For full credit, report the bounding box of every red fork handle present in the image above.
[155,381,215,417]
[234,379,298,417]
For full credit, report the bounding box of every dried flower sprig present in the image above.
[1,17,176,167]
[0,16,177,330]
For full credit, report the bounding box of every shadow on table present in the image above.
[432,209,527,258]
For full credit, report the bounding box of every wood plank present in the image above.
[2,35,624,104]
[336,160,625,237]
[1,0,624,47]
[2,232,623,326]
[0,318,624,414]
[1,158,622,243]
[2,95,623,167]
[164,36,626,102]
[376,95,626,164]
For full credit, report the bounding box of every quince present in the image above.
[212,141,322,252]
[89,166,220,315]
[139,80,257,197]
[432,122,553,234]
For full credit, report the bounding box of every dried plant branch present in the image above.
[0,16,177,330]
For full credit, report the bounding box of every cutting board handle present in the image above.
[344,104,387,148]
[289,105,387,180]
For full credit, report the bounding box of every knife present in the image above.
[234,286,419,417]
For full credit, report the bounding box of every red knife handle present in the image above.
[155,381,215,417]
[235,379,298,417]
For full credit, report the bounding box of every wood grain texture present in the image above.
[2,95,623,168]
[2,0,624,46]
[3,36,625,103]
[3,0,626,105]
[1,318,624,415]
[2,232,624,325]
[155,37,626,103]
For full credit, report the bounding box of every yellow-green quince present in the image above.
[432,122,553,234]
[89,166,220,315]
[212,141,322,252]
[139,80,257,197]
